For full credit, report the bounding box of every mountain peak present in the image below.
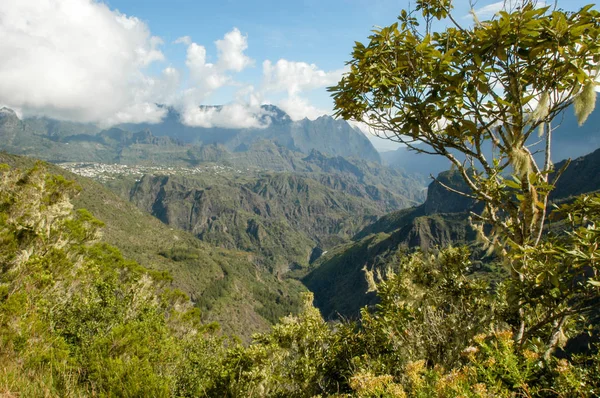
[260,104,292,124]
[0,107,18,119]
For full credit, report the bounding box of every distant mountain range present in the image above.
[3,98,600,179]
[0,105,381,164]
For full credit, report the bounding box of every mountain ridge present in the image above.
[0,104,381,164]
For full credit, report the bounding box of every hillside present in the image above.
[549,147,600,199]
[303,170,479,319]
[100,158,422,274]
[0,152,307,339]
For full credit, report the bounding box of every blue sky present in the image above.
[0,0,594,150]
[104,0,403,67]
[103,0,412,114]
[101,0,591,109]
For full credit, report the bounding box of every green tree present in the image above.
[330,0,600,351]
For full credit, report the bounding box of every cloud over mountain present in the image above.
[181,103,272,129]
[0,0,169,124]
[0,0,346,128]
[262,60,345,96]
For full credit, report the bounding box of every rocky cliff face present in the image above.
[289,115,380,162]
[0,108,20,145]
[550,147,600,200]
[303,171,479,319]
[122,171,412,274]
[423,170,477,215]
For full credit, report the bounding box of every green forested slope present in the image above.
[92,148,424,274]
[3,153,599,398]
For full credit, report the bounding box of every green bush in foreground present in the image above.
[0,163,224,396]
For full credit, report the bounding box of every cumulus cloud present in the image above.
[185,43,230,92]
[183,28,253,93]
[262,60,346,96]
[0,0,341,129]
[471,1,505,19]
[0,0,169,123]
[216,28,253,72]
[179,55,343,125]
[177,28,257,126]
[181,103,271,129]
[277,96,330,121]
[178,28,254,117]
[103,67,181,125]
[260,59,348,120]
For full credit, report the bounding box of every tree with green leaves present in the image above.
[330,0,600,351]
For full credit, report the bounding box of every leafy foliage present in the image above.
[1,164,600,397]
[3,2,600,393]
[202,215,600,397]
[0,163,224,396]
[0,151,307,341]
[330,0,600,356]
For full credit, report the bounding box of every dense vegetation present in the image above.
[111,162,420,274]
[305,150,600,320]
[0,163,224,395]
[2,163,600,397]
[3,0,600,396]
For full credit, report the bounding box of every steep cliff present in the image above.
[122,170,413,274]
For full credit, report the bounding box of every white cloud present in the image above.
[108,103,166,125]
[262,59,347,96]
[103,67,181,125]
[181,28,254,109]
[277,96,330,121]
[0,0,339,128]
[181,102,271,129]
[471,1,505,19]
[260,59,348,120]
[216,28,253,72]
[174,36,192,45]
[0,0,168,123]
[185,43,229,92]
